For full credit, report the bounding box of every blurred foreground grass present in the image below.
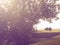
[31,29,60,45]
[31,38,60,45]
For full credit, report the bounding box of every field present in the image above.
[30,29,60,45]
[35,29,60,33]
[31,38,60,45]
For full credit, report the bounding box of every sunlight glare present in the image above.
[0,0,16,10]
[56,0,60,4]
[57,13,60,18]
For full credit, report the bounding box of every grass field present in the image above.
[35,29,60,33]
[30,29,60,45]
[31,38,60,45]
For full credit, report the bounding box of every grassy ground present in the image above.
[31,35,60,45]
[35,29,60,33]
[31,38,60,45]
[30,29,60,45]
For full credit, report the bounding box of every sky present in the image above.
[34,18,60,30]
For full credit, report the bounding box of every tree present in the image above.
[0,0,60,45]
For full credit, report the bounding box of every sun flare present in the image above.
[0,0,17,12]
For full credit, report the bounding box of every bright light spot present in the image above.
[0,0,16,11]
[0,5,8,12]
[35,0,40,5]
[50,20,60,29]
[57,13,60,18]
[56,6,59,12]
[0,0,13,6]
[56,0,60,4]
[33,19,50,30]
